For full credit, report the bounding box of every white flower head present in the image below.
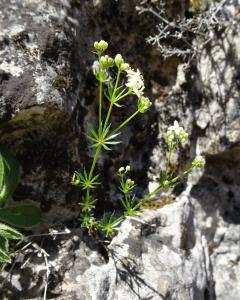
[168,120,183,137]
[126,68,145,98]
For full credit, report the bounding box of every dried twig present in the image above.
[136,0,232,61]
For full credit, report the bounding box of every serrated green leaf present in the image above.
[0,236,10,263]
[0,222,23,240]
[0,205,41,228]
[0,146,20,206]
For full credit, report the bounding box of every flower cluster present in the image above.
[126,68,144,98]
[167,120,188,144]
[118,165,131,175]
[192,155,205,168]
[100,55,114,69]
[92,40,151,112]
[94,40,108,53]
[138,96,152,113]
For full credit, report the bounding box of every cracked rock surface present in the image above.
[0,0,239,299]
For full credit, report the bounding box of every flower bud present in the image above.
[162,180,169,187]
[100,55,114,68]
[126,178,135,187]
[192,155,205,168]
[179,130,189,144]
[120,63,130,72]
[94,40,108,53]
[125,165,131,172]
[138,96,152,113]
[71,173,80,185]
[166,131,174,144]
[118,166,125,174]
[115,54,124,67]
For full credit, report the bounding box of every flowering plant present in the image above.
[72,41,204,237]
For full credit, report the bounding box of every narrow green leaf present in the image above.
[106,141,121,145]
[0,153,5,192]
[103,144,111,151]
[113,102,123,108]
[0,222,23,240]
[0,236,10,263]
[106,132,120,140]
[0,205,41,228]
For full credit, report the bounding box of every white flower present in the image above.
[126,68,145,98]
[168,120,183,137]
[92,60,101,76]
[92,60,110,82]
[192,155,205,168]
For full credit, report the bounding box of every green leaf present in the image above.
[0,146,20,206]
[0,236,11,263]
[0,222,23,240]
[0,153,5,192]
[0,205,41,228]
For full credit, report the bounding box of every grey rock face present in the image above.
[0,0,83,224]
[0,0,240,300]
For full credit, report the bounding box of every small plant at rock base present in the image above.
[72,41,205,237]
[0,147,41,264]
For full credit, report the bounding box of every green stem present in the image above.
[103,69,121,131]
[114,90,132,102]
[141,185,162,204]
[167,145,173,174]
[113,110,139,134]
[141,166,194,205]
[89,146,102,179]
[103,102,114,132]
[113,69,121,99]
[86,145,102,201]
[99,82,103,128]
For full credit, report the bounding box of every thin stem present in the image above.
[113,110,139,134]
[114,89,132,102]
[141,185,162,204]
[99,81,103,129]
[85,145,102,201]
[89,146,101,179]
[141,166,194,205]
[113,69,121,99]
[167,146,173,174]
[103,69,121,131]
[103,102,114,132]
